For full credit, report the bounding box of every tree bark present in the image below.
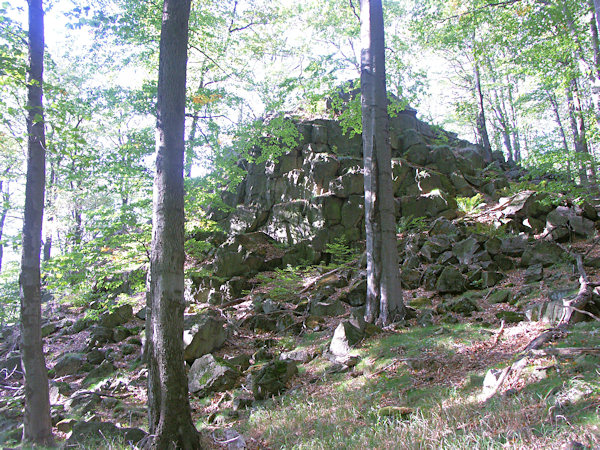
[20,0,53,445]
[0,179,9,273]
[566,80,590,185]
[145,0,200,448]
[360,0,404,326]
[42,164,55,262]
[474,61,492,157]
[548,91,573,181]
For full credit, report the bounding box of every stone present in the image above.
[377,406,414,419]
[54,353,86,378]
[423,264,443,291]
[339,278,367,306]
[524,264,543,283]
[112,325,132,343]
[122,344,137,355]
[580,200,598,221]
[401,193,457,219]
[65,391,101,414]
[495,311,525,323]
[429,217,459,236]
[83,361,115,386]
[521,241,565,267]
[68,317,93,334]
[66,421,146,447]
[310,299,346,317]
[430,145,458,174]
[329,320,364,358]
[500,236,528,257]
[440,297,480,315]
[56,418,77,433]
[280,349,313,364]
[251,360,298,400]
[420,236,452,261]
[86,349,105,365]
[99,304,133,329]
[487,289,513,304]
[41,322,59,337]
[435,267,467,294]
[183,311,228,362]
[87,325,114,347]
[188,354,240,397]
[481,271,504,288]
[330,172,364,198]
[546,206,595,240]
[405,143,430,165]
[484,237,502,256]
[401,267,422,290]
[0,355,22,376]
[212,232,283,278]
[493,254,514,271]
[453,237,480,265]
[499,190,550,219]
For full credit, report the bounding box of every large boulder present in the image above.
[188,354,240,397]
[212,232,284,278]
[521,241,566,268]
[53,353,86,378]
[435,267,467,294]
[329,320,364,358]
[546,206,595,240]
[250,360,298,400]
[183,311,228,362]
[66,421,146,447]
[453,237,480,265]
[99,304,133,329]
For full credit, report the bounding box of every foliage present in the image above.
[324,236,357,267]
[254,265,307,302]
[397,215,428,234]
[0,261,19,326]
[456,193,484,214]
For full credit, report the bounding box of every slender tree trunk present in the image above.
[20,0,53,445]
[548,91,573,181]
[573,79,597,184]
[0,180,9,273]
[42,164,55,261]
[566,81,590,185]
[146,0,199,448]
[506,79,521,162]
[474,61,492,157]
[185,114,198,178]
[360,0,404,326]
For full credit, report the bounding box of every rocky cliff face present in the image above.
[209,108,513,263]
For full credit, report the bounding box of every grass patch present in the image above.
[237,322,600,449]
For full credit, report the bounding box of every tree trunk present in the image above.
[146,0,199,448]
[0,180,9,273]
[20,0,53,445]
[548,91,573,181]
[566,80,590,185]
[589,3,600,117]
[42,163,55,262]
[360,0,404,326]
[473,61,492,156]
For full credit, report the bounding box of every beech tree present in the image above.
[145,0,200,448]
[360,0,404,326]
[20,0,53,444]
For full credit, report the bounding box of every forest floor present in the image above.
[1,231,600,449]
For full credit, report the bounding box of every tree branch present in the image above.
[440,0,525,22]
[349,0,360,22]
